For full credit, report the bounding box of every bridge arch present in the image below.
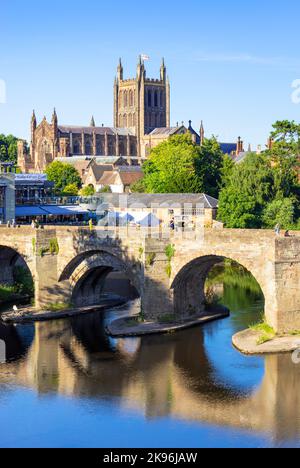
[58,250,141,307]
[171,255,265,319]
[0,244,35,293]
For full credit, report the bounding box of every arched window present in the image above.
[85,141,92,155]
[73,141,80,155]
[129,90,134,107]
[123,114,127,127]
[124,90,128,107]
[119,91,122,108]
[154,91,158,107]
[160,91,164,107]
[148,90,152,107]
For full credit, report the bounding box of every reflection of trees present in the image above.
[1,312,300,442]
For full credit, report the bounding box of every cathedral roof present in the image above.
[58,126,135,136]
[149,127,185,136]
[219,143,238,154]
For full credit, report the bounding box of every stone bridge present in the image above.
[0,226,300,332]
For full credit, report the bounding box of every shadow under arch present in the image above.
[171,255,265,319]
[0,244,34,296]
[58,249,140,307]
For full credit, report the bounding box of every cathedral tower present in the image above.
[114,56,170,156]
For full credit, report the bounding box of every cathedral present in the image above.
[17,57,242,173]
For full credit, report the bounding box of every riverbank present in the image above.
[233,328,300,354]
[1,296,127,324]
[107,306,230,337]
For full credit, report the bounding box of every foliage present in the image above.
[13,266,34,296]
[80,184,95,196]
[250,319,276,345]
[45,161,82,194]
[218,150,300,228]
[61,183,79,196]
[165,244,175,278]
[45,302,73,312]
[262,198,295,229]
[130,178,147,193]
[146,253,156,267]
[98,185,112,193]
[138,134,223,196]
[0,266,34,301]
[49,238,59,255]
[165,244,175,261]
[0,134,20,164]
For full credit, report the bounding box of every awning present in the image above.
[15,205,89,218]
[43,205,88,216]
[15,206,49,217]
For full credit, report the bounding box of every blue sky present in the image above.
[1,0,300,147]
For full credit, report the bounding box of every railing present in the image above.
[16,196,81,206]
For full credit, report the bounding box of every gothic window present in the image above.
[148,90,152,107]
[160,91,164,108]
[154,91,158,107]
[123,114,127,127]
[73,141,80,155]
[119,91,122,108]
[129,90,133,107]
[85,141,92,155]
[124,90,128,108]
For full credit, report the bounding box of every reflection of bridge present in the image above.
[1,316,300,442]
[0,226,300,332]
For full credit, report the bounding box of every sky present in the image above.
[1,0,300,148]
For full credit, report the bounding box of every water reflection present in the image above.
[0,295,299,446]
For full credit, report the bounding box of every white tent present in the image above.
[136,213,161,227]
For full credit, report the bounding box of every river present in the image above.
[0,273,299,448]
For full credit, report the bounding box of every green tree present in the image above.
[262,198,295,229]
[218,153,274,228]
[0,134,19,164]
[140,134,222,195]
[61,183,79,196]
[80,184,95,196]
[130,178,147,193]
[45,161,82,194]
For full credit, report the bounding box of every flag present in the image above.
[141,54,150,61]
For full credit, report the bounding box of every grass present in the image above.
[249,318,300,345]
[44,302,73,312]
[158,314,176,324]
[250,318,276,345]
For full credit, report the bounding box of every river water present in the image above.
[0,280,299,448]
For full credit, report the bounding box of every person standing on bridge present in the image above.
[274,224,281,236]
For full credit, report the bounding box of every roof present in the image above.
[90,164,114,182]
[93,193,218,209]
[149,127,185,136]
[220,143,237,155]
[57,156,131,165]
[58,126,135,136]
[117,171,143,186]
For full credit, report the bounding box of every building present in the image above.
[18,57,246,174]
[0,164,89,224]
[90,193,219,229]
[98,167,143,193]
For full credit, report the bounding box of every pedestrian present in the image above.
[274,223,281,236]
